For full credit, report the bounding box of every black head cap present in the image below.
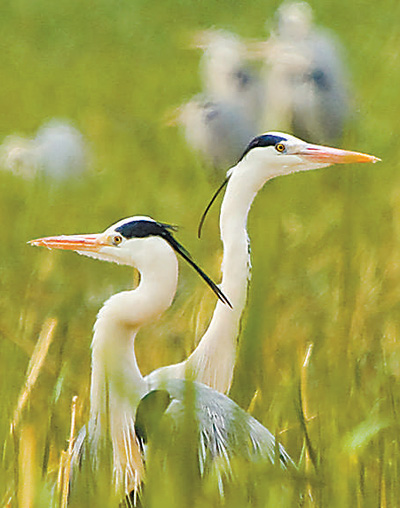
[115,219,232,308]
[116,220,174,240]
[197,133,288,237]
[238,133,286,162]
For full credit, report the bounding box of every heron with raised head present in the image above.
[147,132,379,394]
[30,217,294,500]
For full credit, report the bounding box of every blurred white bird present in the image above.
[171,94,256,171]
[259,1,352,144]
[170,30,265,173]
[195,29,264,128]
[0,119,89,179]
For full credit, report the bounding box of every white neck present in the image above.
[88,239,179,492]
[147,156,272,393]
[185,158,269,392]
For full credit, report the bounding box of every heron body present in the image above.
[30,217,293,498]
[146,133,379,394]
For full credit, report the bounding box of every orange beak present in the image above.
[29,233,104,252]
[297,144,380,164]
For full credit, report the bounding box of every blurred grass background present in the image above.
[1,0,400,505]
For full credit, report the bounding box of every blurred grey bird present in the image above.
[170,94,256,171]
[0,119,89,179]
[257,1,352,144]
[169,30,265,174]
[195,29,265,128]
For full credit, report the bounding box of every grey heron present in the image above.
[0,119,88,179]
[147,133,379,394]
[172,94,256,171]
[195,29,264,128]
[171,30,264,172]
[260,2,352,143]
[30,217,294,499]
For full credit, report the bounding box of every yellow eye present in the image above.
[275,143,285,153]
[112,234,123,246]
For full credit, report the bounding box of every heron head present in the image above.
[197,131,380,236]
[28,216,168,266]
[233,131,380,180]
[29,216,231,307]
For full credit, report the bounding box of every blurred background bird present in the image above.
[170,5,353,172]
[195,29,264,129]
[169,29,264,174]
[0,119,89,179]
[255,1,352,143]
[168,94,256,172]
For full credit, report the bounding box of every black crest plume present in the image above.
[116,220,232,308]
[197,176,230,238]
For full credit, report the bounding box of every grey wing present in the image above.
[145,379,295,482]
[194,386,294,469]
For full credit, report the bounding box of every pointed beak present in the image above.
[297,144,380,164]
[29,233,105,252]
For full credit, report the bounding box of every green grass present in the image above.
[1,0,400,506]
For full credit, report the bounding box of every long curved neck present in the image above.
[145,157,274,394]
[187,151,327,392]
[187,162,265,392]
[88,242,178,492]
[184,159,271,393]
[90,297,145,426]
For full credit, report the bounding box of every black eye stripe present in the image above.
[238,134,287,162]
